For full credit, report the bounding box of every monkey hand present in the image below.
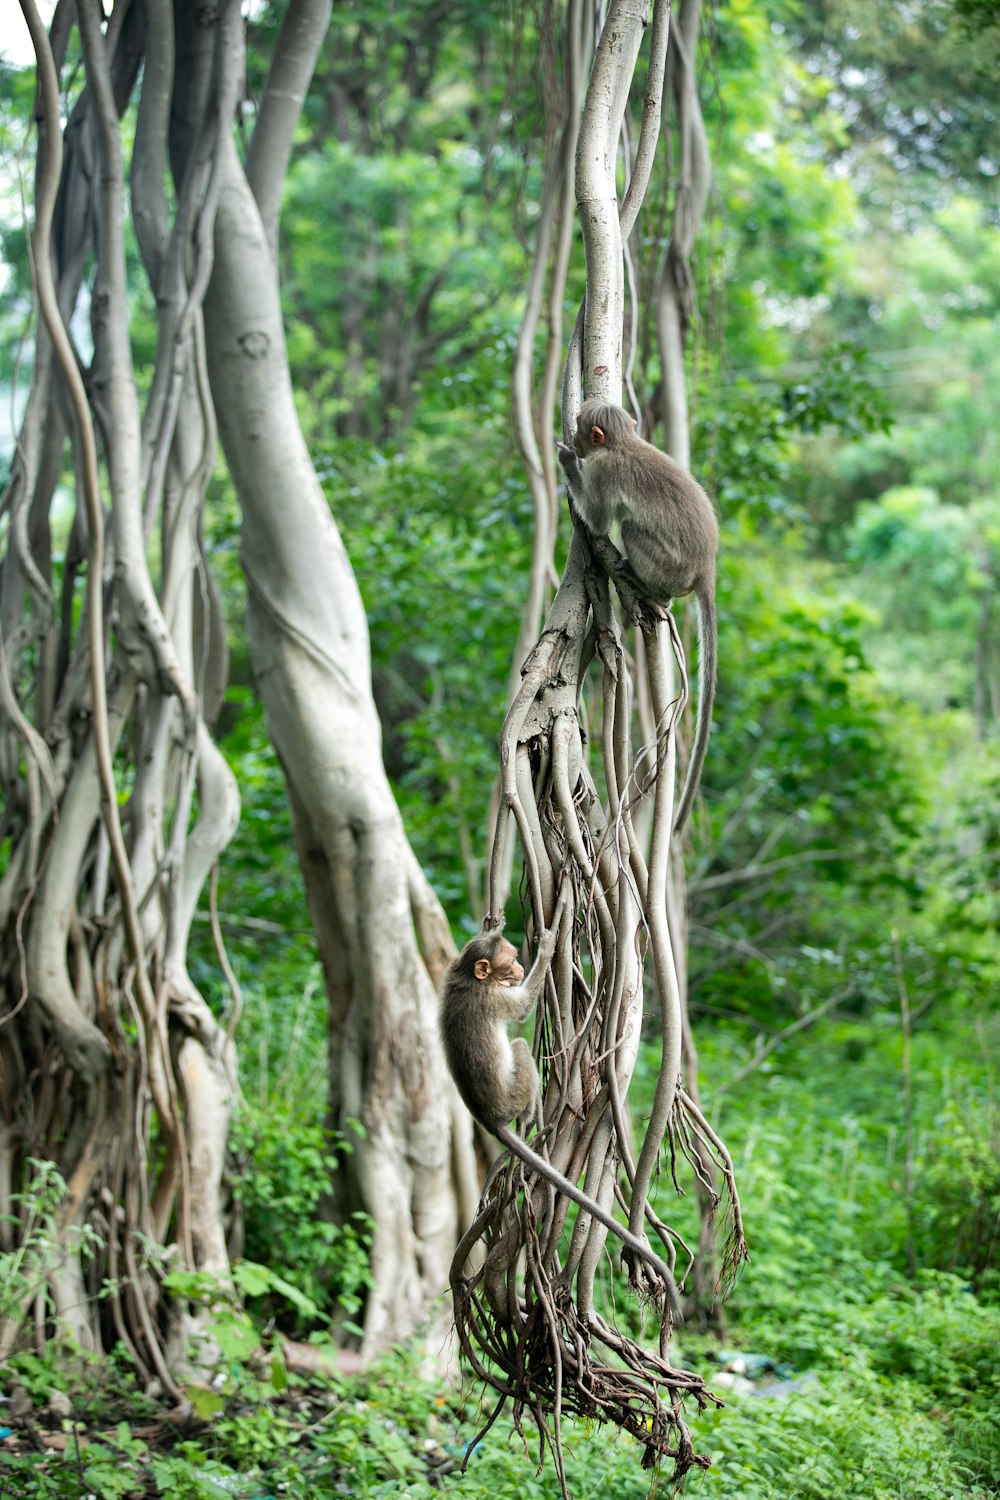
[537,924,558,962]
[556,440,582,481]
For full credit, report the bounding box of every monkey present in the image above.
[440,925,681,1314]
[557,399,719,835]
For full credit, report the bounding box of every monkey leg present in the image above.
[620,517,696,599]
[611,553,647,593]
[505,1037,540,1122]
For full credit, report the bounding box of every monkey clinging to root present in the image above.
[557,400,719,835]
[441,925,681,1313]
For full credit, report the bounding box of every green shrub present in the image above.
[229,1098,372,1332]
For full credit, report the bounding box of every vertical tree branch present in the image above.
[246,0,333,256]
[893,930,917,1278]
[575,0,648,399]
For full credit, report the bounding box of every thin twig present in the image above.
[713,985,855,1097]
[892,931,917,1278]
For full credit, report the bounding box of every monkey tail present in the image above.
[673,579,718,836]
[496,1125,682,1318]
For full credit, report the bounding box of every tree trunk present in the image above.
[195,26,474,1354]
[0,0,240,1386]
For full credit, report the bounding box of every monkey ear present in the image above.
[591,424,606,446]
[473,959,491,981]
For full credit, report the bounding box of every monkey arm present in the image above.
[557,444,615,535]
[556,439,585,498]
[557,441,619,544]
[526,926,557,995]
[554,438,611,537]
[500,930,556,1022]
[487,985,534,1024]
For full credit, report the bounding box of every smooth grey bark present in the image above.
[656,0,710,466]
[575,0,687,1231]
[575,0,648,393]
[246,0,333,256]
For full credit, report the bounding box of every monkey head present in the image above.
[453,932,525,988]
[473,936,523,987]
[574,399,638,456]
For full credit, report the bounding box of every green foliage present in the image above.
[792,196,1000,542]
[847,488,1000,714]
[726,590,915,827]
[317,429,531,913]
[283,141,526,441]
[780,0,1000,193]
[160,1264,270,1386]
[1,1422,296,1499]
[229,1100,373,1332]
[187,681,317,1018]
[689,1366,992,1500]
[210,687,307,938]
[699,344,891,524]
[0,1160,101,1327]
[781,344,894,439]
[644,1010,1000,1498]
[8,1009,997,1500]
[928,760,1000,950]
[679,533,937,1034]
[908,1088,1000,1290]
[954,0,1000,31]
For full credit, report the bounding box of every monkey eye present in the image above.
[591,425,605,446]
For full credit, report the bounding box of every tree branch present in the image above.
[692,847,847,893]
[713,985,856,1096]
[246,0,332,257]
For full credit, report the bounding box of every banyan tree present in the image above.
[448,0,746,1485]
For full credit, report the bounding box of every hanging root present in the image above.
[451,1160,721,1483]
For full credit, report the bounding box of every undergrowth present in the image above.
[2,998,996,1499]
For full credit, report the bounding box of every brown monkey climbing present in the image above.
[441,925,681,1313]
[557,399,719,834]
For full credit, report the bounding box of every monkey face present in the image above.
[472,937,524,986]
[473,936,527,984]
[491,939,524,986]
